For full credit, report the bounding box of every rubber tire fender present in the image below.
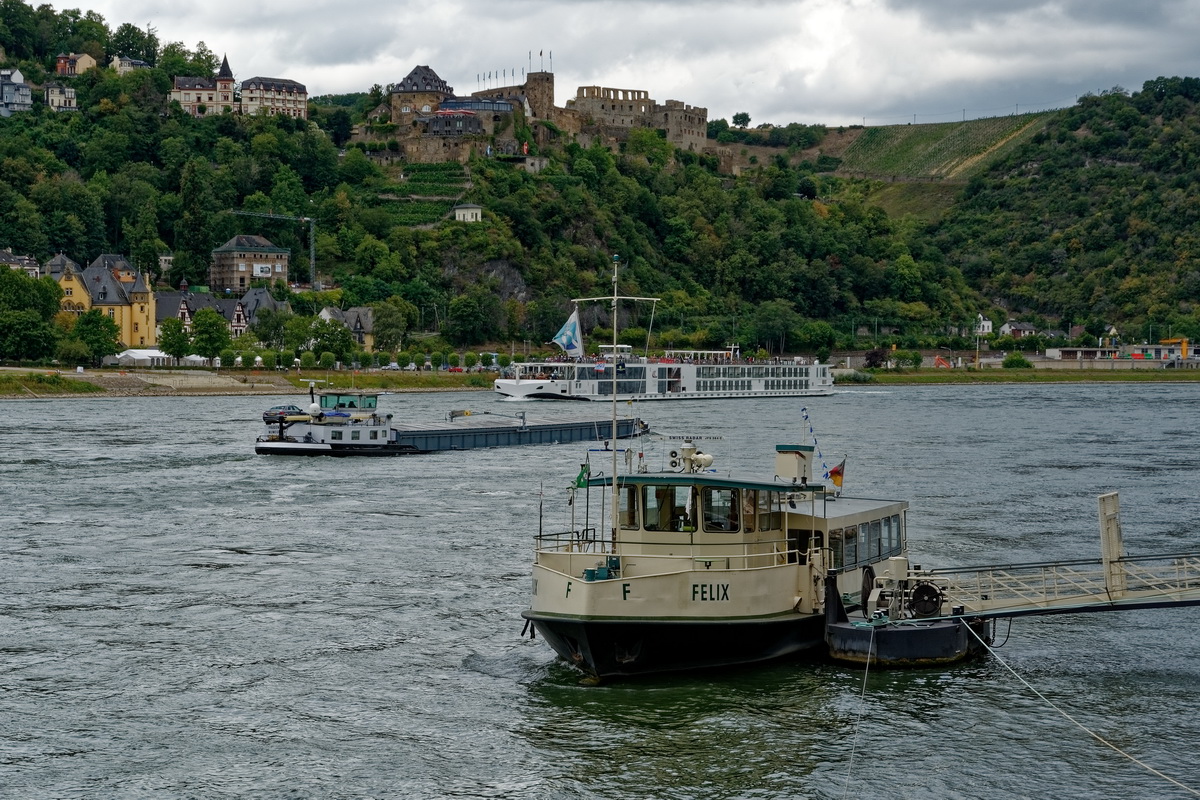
[860,565,877,619]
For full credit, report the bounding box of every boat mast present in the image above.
[570,254,658,549]
[610,255,619,550]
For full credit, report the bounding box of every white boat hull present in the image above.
[495,359,834,401]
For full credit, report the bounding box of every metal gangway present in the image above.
[895,493,1200,619]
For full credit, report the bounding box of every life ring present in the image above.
[860,565,876,619]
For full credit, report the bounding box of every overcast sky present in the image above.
[75,0,1200,126]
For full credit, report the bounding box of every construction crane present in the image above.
[228,210,316,284]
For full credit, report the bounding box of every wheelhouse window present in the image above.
[618,484,638,529]
[758,491,781,531]
[642,484,691,531]
[829,528,844,569]
[702,487,740,532]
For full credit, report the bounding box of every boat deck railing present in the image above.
[911,551,1200,618]
[533,529,804,575]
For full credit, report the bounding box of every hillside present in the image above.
[836,113,1053,181]
[2,3,1199,365]
[930,78,1200,338]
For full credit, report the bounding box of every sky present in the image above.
[75,0,1200,127]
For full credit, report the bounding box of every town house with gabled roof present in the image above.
[55,52,96,76]
[155,281,248,339]
[321,306,375,351]
[54,254,157,347]
[171,55,236,117]
[1,247,40,277]
[210,234,290,294]
[240,76,308,119]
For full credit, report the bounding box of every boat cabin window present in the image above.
[702,487,740,532]
[829,529,844,569]
[829,515,905,569]
[642,485,692,531]
[618,485,638,530]
[842,527,858,566]
[741,490,757,531]
[320,393,378,411]
[758,491,781,531]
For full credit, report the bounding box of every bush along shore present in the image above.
[0,367,496,398]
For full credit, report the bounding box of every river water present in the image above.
[3,384,1200,799]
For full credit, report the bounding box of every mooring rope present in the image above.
[841,624,876,800]
[963,623,1200,797]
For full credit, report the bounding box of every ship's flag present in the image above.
[826,459,845,491]
[574,463,589,488]
[552,308,584,358]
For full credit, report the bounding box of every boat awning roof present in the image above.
[594,473,823,494]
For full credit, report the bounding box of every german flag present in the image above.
[827,459,845,490]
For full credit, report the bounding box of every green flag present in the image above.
[574,464,589,487]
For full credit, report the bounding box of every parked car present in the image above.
[381,363,401,371]
[262,404,304,423]
[448,366,464,372]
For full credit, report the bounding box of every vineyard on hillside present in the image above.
[836,113,1053,181]
[372,163,472,226]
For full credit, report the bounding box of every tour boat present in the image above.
[494,344,834,401]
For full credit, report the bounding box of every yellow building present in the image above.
[51,254,157,347]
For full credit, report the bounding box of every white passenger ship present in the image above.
[494,345,834,401]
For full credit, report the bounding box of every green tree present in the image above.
[110,22,159,65]
[190,307,231,360]
[158,316,191,363]
[338,148,380,185]
[72,309,121,365]
[752,299,798,354]
[1002,352,1033,368]
[310,318,356,361]
[173,158,217,286]
[251,307,293,350]
[124,200,166,280]
[371,296,419,353]
[327,109,353,147]
[56,337,91,366]
[0,310,58,360]
[732,112,751,129]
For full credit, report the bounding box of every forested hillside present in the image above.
[3,0,1200,357]
[930,78,1200,343]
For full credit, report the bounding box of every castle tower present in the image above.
[523,71,555,120]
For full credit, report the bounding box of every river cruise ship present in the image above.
[494,345,834,401]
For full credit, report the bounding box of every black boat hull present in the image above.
[522,612,828,678]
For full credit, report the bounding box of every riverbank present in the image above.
[859,368,1200,385]
[0,368,493,399]
[4,365,1200,399]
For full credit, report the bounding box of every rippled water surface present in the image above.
[4,385,1200,798]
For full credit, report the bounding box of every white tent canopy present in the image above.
[112,348,172,367]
